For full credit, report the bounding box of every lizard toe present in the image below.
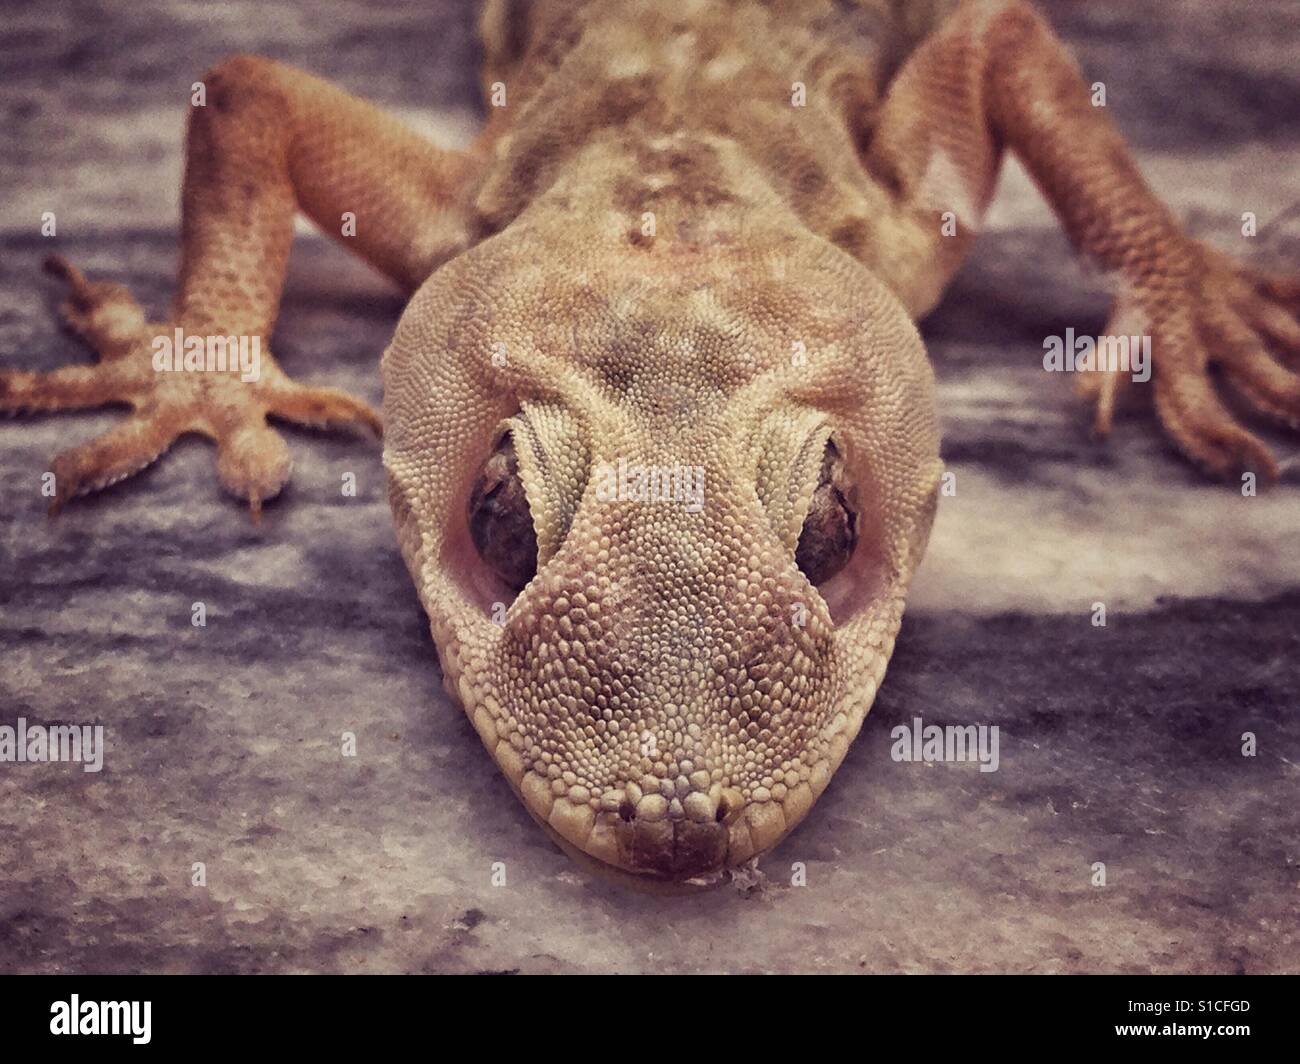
[264,378,382,437]
[1243,290,1300,365]
[47,409,185,514]
[0,361,138,415]
[215,419,294,521]
[45,254,149,358]
[1153,369,1278,483]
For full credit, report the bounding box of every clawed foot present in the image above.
[1,255,382,519]
[1077,239,1300,483]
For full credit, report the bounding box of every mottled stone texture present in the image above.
[1,1,1297,973]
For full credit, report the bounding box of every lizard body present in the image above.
[6,0,1299,886]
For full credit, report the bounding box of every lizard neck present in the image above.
[468,0,932,302]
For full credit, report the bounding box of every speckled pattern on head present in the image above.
[383,0,951,883]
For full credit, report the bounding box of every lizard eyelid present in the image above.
[467,431,539,593]
[795,439,859,586]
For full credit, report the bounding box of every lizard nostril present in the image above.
[618,798,636,822]
[715,796,729,823]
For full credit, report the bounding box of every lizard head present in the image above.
[382,228,941,888]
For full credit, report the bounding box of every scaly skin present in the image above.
[5,0,1299,885]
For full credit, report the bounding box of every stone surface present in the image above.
[0,0,1297,973]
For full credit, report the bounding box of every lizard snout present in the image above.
[603,774,740,880]
[619,810,729,881]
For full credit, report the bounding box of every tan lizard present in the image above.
[5,0,1298,887]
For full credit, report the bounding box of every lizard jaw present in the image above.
[427,595,900,888]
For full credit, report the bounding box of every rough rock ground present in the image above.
[0,0,1296,972]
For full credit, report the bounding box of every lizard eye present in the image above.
[467,433,538,592]
[795,440,858,586]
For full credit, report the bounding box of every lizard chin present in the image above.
[417,535,905,887]
[478,621,896,891]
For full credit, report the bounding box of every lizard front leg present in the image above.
[868,0,1300,480]
[2,55,478,515]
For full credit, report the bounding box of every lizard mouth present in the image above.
[504,691,877,889]
[423,493,904,887]
[428,587,890,887]
[531,808,735,892]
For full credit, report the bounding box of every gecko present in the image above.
[4,0,1298,888]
